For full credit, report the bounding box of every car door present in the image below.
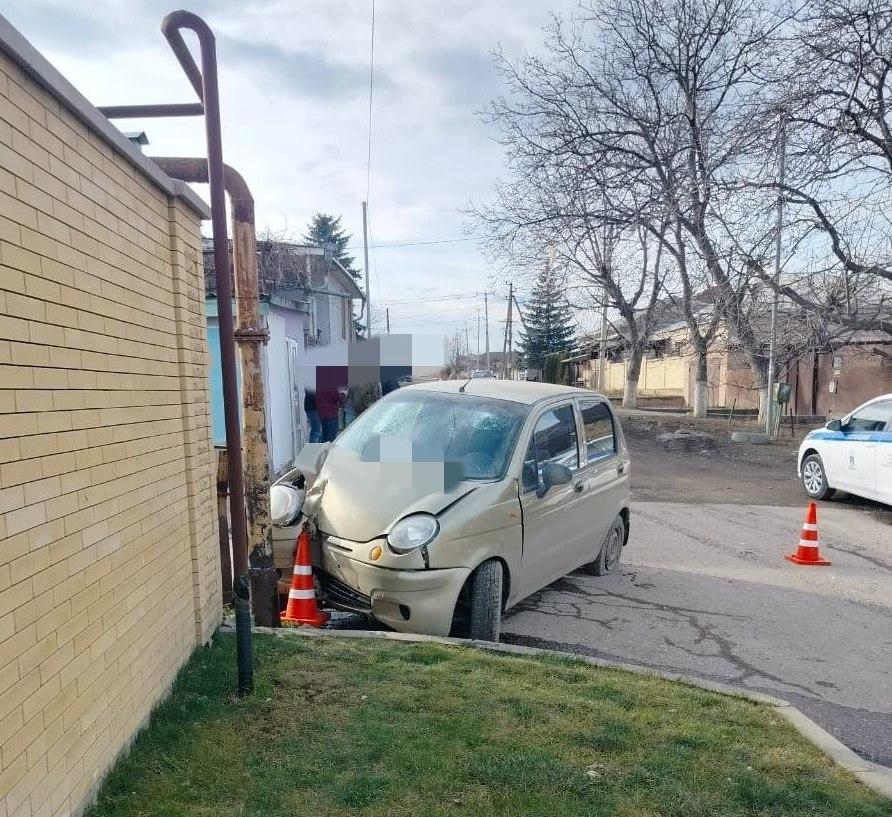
[835,400,892,499]
[573,398,627,562]
[875,403,892,504]
[518,402,588,596]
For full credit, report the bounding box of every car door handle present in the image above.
[617,463,625,475]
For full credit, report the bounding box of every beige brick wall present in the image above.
[0,46,221,817]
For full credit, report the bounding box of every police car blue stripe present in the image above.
[806,430,892,442]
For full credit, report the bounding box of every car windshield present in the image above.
[336,391,530,480]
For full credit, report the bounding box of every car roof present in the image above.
[400,379,604,406]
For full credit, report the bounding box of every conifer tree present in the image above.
[517,265,575,370]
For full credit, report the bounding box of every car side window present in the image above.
[845,400,892,432]
[521,404,579,492]
[579,400,616,463]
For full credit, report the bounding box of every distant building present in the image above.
[569,296,891,416]
[203,239,364,472]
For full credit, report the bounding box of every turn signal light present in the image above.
[370,545,382,561]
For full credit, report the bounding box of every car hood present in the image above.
[302,445,481,542]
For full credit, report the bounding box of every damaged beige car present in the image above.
[271,380,631,641]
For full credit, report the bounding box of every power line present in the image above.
[346,237,471,250]
[365,0,376,203]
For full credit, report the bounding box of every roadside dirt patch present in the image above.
[622,415,808,506]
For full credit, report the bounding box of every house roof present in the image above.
[203,239,364,301]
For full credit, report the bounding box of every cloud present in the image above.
[0,0,580,338]
[221,36,384,100]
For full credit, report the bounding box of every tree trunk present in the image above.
[692,351,708,418]
[623,348,643,408]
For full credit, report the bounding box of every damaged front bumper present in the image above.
[272,518,469,636]
[317,540,469,636]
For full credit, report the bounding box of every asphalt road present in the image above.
[326,419,892,766]
[502,498,892,766]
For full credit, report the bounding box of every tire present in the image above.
[468,560,502,642]
[801,453,835,500]
[586,514,626,576]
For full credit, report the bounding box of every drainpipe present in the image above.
[99,10,255,695]
[154,157,279,629]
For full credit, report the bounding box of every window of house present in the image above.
[579,400,616,462]
[521,404,579,492]
[341,297,348,340]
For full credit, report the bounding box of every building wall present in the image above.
[0,42,219,817]
[793,346,892,418]
[265,305,307,473]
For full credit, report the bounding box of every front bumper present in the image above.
[319,546,470,636]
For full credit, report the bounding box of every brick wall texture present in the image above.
[0,49,222,817]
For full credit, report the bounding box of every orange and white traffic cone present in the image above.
[281,525,330,626]
[785,502,831,566]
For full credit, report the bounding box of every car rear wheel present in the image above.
[585,514,626,576]
[801,453,834,500]
[468,560,502,642]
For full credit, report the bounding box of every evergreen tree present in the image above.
[517,265,575,372]
[303,213,360,281]
[303,212,365,337]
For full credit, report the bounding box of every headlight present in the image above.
[387,513,439,554]
[270,484,304,526]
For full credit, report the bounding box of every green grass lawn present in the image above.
[88,634,889,817]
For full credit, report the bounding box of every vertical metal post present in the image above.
[766,112,787,437]
[503,282,513,379]
[362,201,371,337]
[386,307,390,334]
[160,11,252,694]
[485,292,490,371]
[506,284,514,380]
[597,302,608,391]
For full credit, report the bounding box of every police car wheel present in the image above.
[801,453,834,500]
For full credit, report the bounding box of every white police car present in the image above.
[797,394,892,505]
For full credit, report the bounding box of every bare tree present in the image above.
[743,0,892,334]
[478,0,794,418]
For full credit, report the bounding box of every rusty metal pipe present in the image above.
[154,156,278,627]
[98,103,204,118]
[159,12,249,592]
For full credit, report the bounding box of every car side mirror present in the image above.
[536,462,572,498]
[825,419,841,432]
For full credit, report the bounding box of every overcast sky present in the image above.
[3,0,587,351]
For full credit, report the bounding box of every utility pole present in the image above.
[765,112,787,437]
[362,200,371,338]
[597,302,608,391]
[506,282,513,380]
[484,292,490,371]
[476,311,480,369]
[385,307,390,334]
[501,304,509,378]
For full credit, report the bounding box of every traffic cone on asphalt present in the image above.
[281,525,330,626]
[785,502,831,566]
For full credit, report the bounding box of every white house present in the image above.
[204,240,365,473]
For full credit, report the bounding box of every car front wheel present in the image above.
[801,453,834,500]
[468,560,502,642]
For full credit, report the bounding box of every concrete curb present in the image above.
[221,623,892,799]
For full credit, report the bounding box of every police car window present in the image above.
[579,400,616,462]
[521,404,579,492]
[846,400,892,432]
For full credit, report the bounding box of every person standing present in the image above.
[316,366,346,442]
[304,386,321,444]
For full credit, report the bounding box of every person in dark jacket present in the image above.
[304,386,321,443]
[316,366,347,442]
